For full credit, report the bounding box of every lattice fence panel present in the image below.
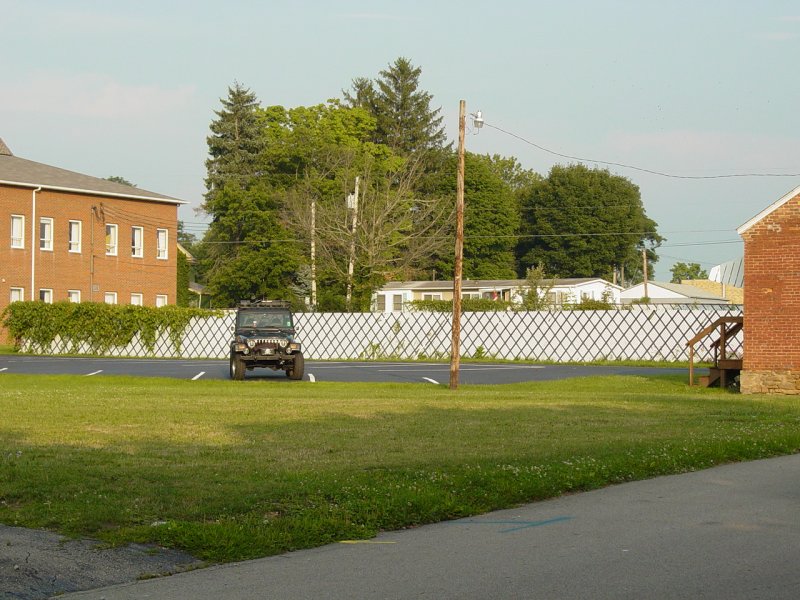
[28,305,743,363]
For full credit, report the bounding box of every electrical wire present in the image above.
[484,122,800,180]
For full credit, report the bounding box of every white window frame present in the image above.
[376,294,386,312]
[422,293,442,301]
[11,215,25,249]
[106,224,118,256]
[130,293,143,306]
[156,228,168,260]
[392,293,403,312]
[155,294,168,307]
[131,226,143,258]
[67,290,81,303]
[10,287,24,303]
[39,217,53,251]
[104,292,118,305]
[68,220,82,253]
[39,288,53,303]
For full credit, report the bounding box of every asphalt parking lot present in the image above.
[0,355,690,384]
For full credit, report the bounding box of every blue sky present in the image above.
[3,0,799,279]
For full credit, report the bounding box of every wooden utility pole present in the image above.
[346,176,360,311]
[642,249,649,300]
[450,100,466,390]
[310,199,317,308]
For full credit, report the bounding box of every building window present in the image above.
[39,289,53,303]
[68,220,82,253]
[422,293,442,301]
[156,228,168,260]
[39,217,53,251]
[11,215,24,248]
[392,294,403,312]
[131,226,143,258]
[104,292,117,305]
[10,287,24,303]
[105,224,118,256]
[130,293,143,306]
[462,292,480,299]
[377,294,386,312]
[67,290,81,303]
[155,294,167,307]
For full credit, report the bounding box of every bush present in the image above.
[1,301,218,354]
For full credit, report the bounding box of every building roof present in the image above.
[737,183,800,235]
[622,281,727,301]
[0,137,185,205]
[381,278,620,291]
[709,257,744,288]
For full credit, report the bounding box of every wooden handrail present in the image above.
[687,316,743,386]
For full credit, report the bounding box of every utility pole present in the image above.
[450,100,466,390]
[310,199,317,308]
[642,249,649,300]
[346,176,360,311]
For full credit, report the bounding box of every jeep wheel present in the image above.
[230,352,246,380]
[287,353,305,380]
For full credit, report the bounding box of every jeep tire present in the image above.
[230,351,246,380]
[287,353,305,380]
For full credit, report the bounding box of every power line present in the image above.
[484,122,800,180]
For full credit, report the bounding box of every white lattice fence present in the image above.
[28,306,742,362]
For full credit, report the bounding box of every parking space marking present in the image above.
[85,370,103,376]
[191,372,206,381]
[308,373,316,383]
[0,367,7,372]
[422,377,439,385]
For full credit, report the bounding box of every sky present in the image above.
[3,0,799,280]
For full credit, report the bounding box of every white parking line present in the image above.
[422,377,439,385]
[308,373,316,383]
[191,371,206,381]
[85,370,103,376]
[0,367,7,372]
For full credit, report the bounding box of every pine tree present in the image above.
[204,82,263,211]
[344,57,447,155]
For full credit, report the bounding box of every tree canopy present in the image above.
[670,262,708,283]
[516,164,662,282]
[193,63,664,309]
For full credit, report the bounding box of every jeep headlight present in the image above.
[247,339,256,349]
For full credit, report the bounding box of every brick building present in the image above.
[0,138,186,318]
[737,184,800,394]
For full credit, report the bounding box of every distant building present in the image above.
[619,281,728,305]
[0,137,186,318]
[372,278,621,313]
[679,279,743,305]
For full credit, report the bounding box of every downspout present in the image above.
[30,186,41,300]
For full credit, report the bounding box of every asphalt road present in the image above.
[0,355,690,384]
[60,454,800,600]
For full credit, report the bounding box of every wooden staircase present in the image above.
[687,316,743,388]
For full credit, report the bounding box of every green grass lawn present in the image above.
[1,373,798,563]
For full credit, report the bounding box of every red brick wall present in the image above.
[741,193,800,372]
[0,184,178,317]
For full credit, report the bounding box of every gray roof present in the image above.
[0,138,184,205]
[382,278,614,291]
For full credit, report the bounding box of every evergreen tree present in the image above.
[204,82,263,209]
[344,57,447,155]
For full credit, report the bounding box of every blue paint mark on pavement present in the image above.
[452,515,573,533]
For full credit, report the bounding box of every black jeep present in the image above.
[229,300,304,380]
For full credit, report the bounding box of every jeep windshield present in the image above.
[237,310,293,330]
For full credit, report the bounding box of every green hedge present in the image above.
[1,301,219,355]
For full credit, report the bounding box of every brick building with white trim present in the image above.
[737,184,800,394]
[0,138,186,324]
